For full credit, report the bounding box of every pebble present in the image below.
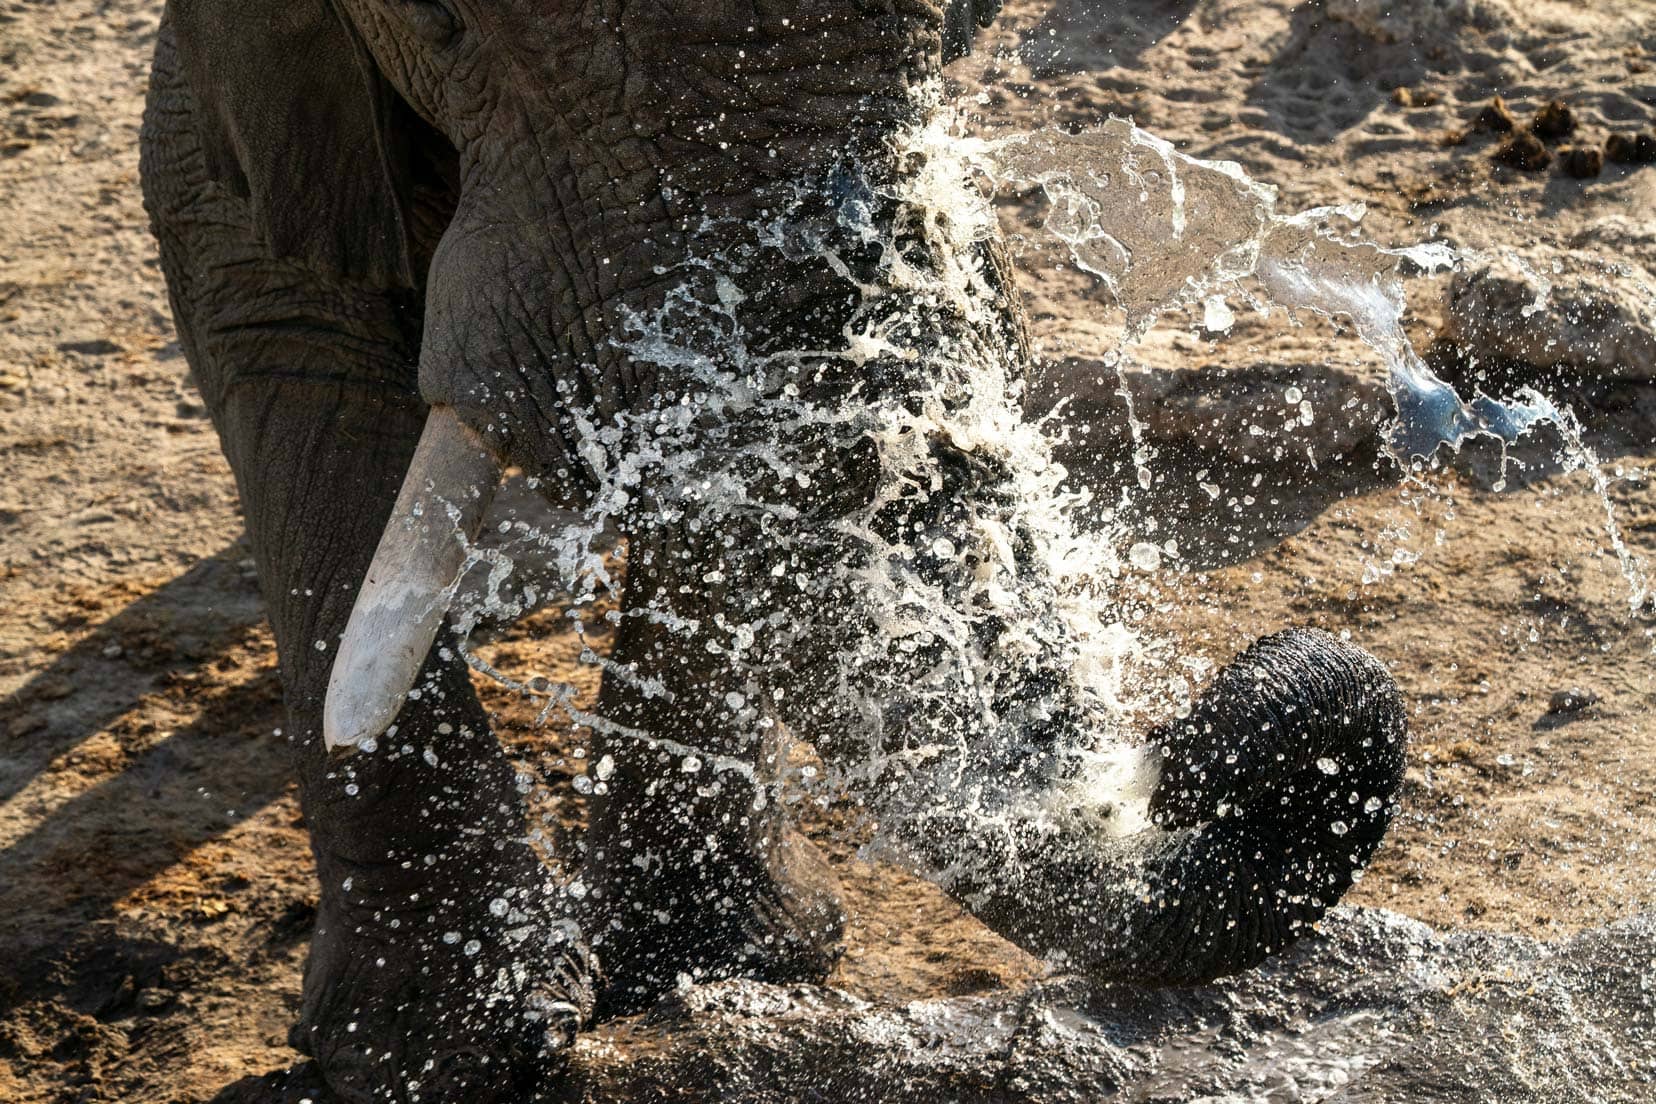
[1546,688,1600,715]
[135,988,176,1012]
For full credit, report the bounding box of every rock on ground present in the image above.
[1443,242,1656,383]
[1324,0,1518,46]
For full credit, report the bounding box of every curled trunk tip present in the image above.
[922,627,1407,986]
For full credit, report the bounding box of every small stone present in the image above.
[1390,86,1415,108]
[1546,688,1599,715]
[1605,132,1656,165]
[1529,100,1575,142]
[1476,96,1516,133]
[56,338,121,357]
[1561,146,1604,178]
[1492,131,1551,171]
[135,988,176,1012]
[36,677,73,701]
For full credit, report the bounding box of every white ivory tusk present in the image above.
[323,406,501,753]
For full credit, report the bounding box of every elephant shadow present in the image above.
[0,543,295,1020]
[1016,0,1197,80]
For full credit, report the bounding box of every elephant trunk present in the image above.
[917,629,1407,984]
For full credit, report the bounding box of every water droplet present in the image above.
[1316,757,1340,775]
[1128,542,1161,571]
[1202,294,1235,333]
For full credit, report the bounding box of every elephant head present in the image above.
[161,0,1403,1063]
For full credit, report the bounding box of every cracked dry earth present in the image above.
[3,1,1656,1101]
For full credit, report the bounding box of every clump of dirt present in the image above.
[1492,130,1551,170]
[1606,130,1656,165]
[1563,145,1606,178]
[1476,95,1518,133]
[1529,99,1576,142]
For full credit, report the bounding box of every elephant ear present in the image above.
[169,0,415,287]
[942,0,1003,63]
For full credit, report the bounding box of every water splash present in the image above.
[440,95,1647,914]
[944,113,1648,611]
[955,116,1560,462]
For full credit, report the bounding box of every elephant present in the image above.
[138,1,1407,1101]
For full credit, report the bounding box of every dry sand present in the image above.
[2,1,1653,1099]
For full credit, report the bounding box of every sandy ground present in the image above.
[2,1,1654,1100]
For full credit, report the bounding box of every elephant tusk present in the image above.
[323,406,501,753]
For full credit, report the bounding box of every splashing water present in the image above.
[946,113,1648,612]
[442,92,1648,908]
[958,116,1560,462]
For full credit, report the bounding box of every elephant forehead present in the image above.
[446,1,938,123]
[469,0,942,46]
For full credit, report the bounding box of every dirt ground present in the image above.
[3,1,1653,1101]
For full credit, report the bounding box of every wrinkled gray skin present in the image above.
[140,2,1403,1102]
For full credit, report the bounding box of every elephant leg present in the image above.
[141,27,588,1104]
[578,526,844,1019]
